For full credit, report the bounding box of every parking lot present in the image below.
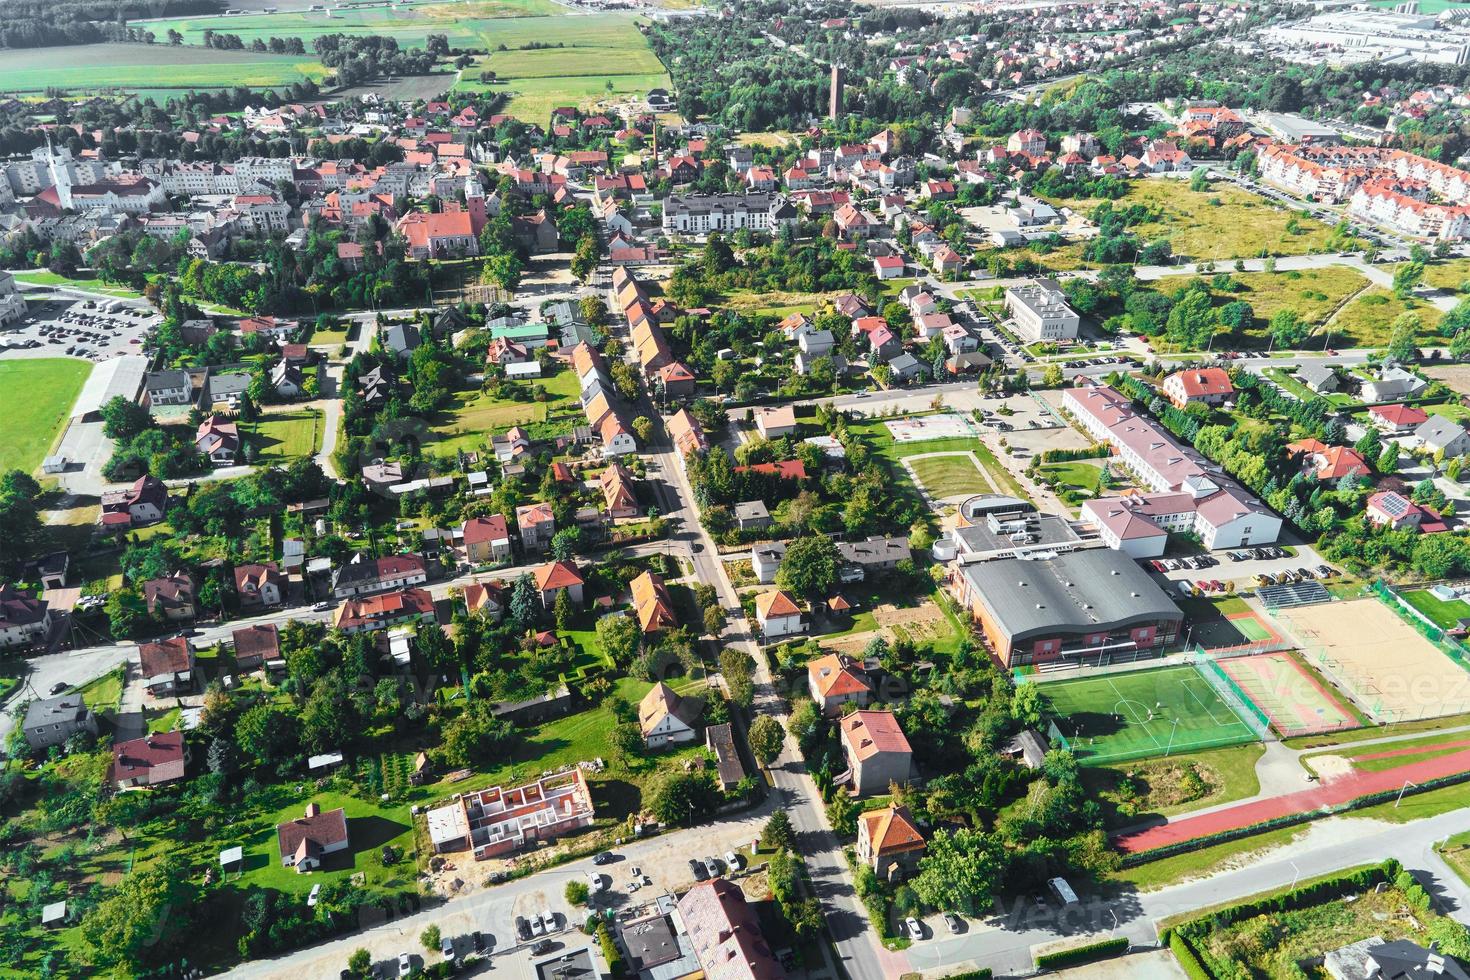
[1145,542,1334,596]
[0,297,158,362]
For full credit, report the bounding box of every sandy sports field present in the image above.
[1216,652,1359,737]
[1275,598,1470,722]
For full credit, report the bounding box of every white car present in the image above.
[724,851,742,871]
[905,917,923,940]
[540,909,558,933]
[397,951,412,977]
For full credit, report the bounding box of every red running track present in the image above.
[1114,745,1470,854]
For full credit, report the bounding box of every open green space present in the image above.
[906,453,991,500]
[1401,587,1470,631]
[1324,287,1443,348]
[1038,663,1260,764]
[250,409,323,465]
[1436,829,1470,887]
[849,415,1030,503]
[234,788,416,895]
[0,43,326,95]
[427,367,581,456]
[0,358,90,474]
[1036,179,1350,266]
[1083,742,1264,829]
[75,668,123,714]
[1037,460,1105,507]
[12,269,144,299]
[1417,256,1470,292]
[452,14,670,123]
[138,0,562,47]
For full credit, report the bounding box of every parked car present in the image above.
[689,859,708,881]
[397,952,413,977]
[540,910,557,934]
[705,856,724,876]
[593,851,614,865]
[441,935,456,963]
[531,939,555,955]
[725,850,742,871]
[516,915,532,941]
[905,917,923,940]
[944,913,962,935]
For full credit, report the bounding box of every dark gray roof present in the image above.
[1415,413,1467,448]
[837,536,911,566]
[145,369,190,392]
[959,550,1181,642]
[23,695,89,731]
[1295,362,1338,390]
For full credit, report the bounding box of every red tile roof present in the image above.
[841,710,912,761]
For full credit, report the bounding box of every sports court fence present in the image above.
[1192,652,1275,742]
[1368,579,1470,673]
[1191,636,1295,662]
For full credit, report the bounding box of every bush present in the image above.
[1170,930,1211,980]
[1035,936,1129,969]
[566,880,590,906]
[597,920,625,977]
[1040,444,1109,463]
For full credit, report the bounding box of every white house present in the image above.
[755,589,805,639]
[638,682,702,750]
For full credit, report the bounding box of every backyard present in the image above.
[0,358,89,474]
[427,367,581,455]
[250,409,324,465]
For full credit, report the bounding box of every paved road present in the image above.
[907,807,1470,977]
[0,643,134,745]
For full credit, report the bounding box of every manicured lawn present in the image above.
[1037,460,1104,507]
[0,42,326,95]
[234,789,417,895]
[1263,366,1330,403]
[853,416,1030,503]
[906,453,991,499]
[250,409,322,464]
[76,669,123,713]
[1401,588,1470,630]
[11,269,144,299]
[1427,400,1470,423]
[1036,178,1351,266]
[1323,288,1443,348]
[0,358,90,474]
[146,706,182,734]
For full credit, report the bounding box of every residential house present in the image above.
[751,542,786,585]
[1361,367,1427,403]
[638,681,702,749]
[534,560,584,607]
[516,502,557,552]
[677,880,786,980]
[271,359,303,398]
[1324,938,1470,980]
[277,802,350,871]
[463,580,505,621]
[734,500,772,531]
[1367,490,1449,533]
[139,636,195,696]
[1163,368,1234,409]
[667,408,708,458]
[706,723,747,790]
[1297,362,1341,394]
[22,695,96,750]
[232,622,282,670]
[837,536,911,580]
[143,572,196,620]
[1413,414,1470,458]
[839,710,913,797]
[874,255,905,280]
[100,474,168,530]
[333,587,436,634]
[143,369,195,408]
[754,590,805,640]
[600,462,640,520]
[195,415,241,466]
[631,571,677,634]
[0,584,50,649]
[233,562,286,609]
[331,553,428,599]
[856,804,926,881]
[1369,403,1427,434]
[1285,440,1371,482]
[807,653,873,715]
[463,515,512,564]
[754,405,797,439]
[111,731,188,789]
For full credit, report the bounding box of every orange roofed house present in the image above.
[631,571,677,633]
[839,709,913,797]
[277,802,350,872]
[534,560,584,607]
[1162,367,1234,409]
[425,769,595,860]
[333,587,436,635]
[754,589,805,640]
[807,653,873,715]
[857,804,927,881]
[397,208,480,260]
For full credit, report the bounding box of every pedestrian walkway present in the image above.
[1115,744,1470,853]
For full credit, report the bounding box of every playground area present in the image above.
[1037,662,1264,764]
[885,412,977,443]
[1216,652,1361,738]
[1274,598,1470,723]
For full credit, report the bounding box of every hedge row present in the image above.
[1168,859,1402,977]
[1121,769,1470,866]
[597,920,626,978]
[1035,936,1129,969]
[943,971,992,980]
[1040,444,1110,462]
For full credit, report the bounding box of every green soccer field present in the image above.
[0,358,90,474]
[1037,663,1261,764]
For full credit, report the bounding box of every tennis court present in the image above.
[1217,652,1360,737]
[1037,663,1263,764]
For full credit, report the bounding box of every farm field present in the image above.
[0,358,90,474]
[1323,287,1442,347]
[135,0,562,47]
[452,14,671,123]
[0,43,326,96]
[1037,178,1349,266]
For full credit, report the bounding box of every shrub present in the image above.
[1170,930,1211,980]
[597,920,625,977]
[1035,936,1129,969]
[566,880,590,906]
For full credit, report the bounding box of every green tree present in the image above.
[78,855,198,969]
[1011,683,1043,727]
[911,827,1007,916]
[554,586,575,630]
[1378,443,1399,474]
[1041,364,1064,389]
[1268,309,1308,349]
[596,613,642,668]
[565,880,590,905]
[1388,312,1421,362]
[647,769,719,825]
[348,949,372,977]
[421,924,441,953]
[748,714,785,768]
[100,395,152,441]
[762,811,794,851]
[775,535,839,599]
[718,648,754,707]
[632,415,654,444]
[1394,261,1425,300]
[608,722,643,767]
[1189,166,1209,192]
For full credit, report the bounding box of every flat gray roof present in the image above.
[960,550,1181,642]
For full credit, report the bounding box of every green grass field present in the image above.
[906,453,992,500]
[1038,460,1105,507]
[451,14,670,122]
[428,367,582,455]
[1325,288,1443,348]
[137,0,561,47]
[0,43,326,95]
[1401,588,1470,630]
[11,269,144,299]
[0,358,90,474]
[1038,663,1260,764]
[250,409,322,464]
